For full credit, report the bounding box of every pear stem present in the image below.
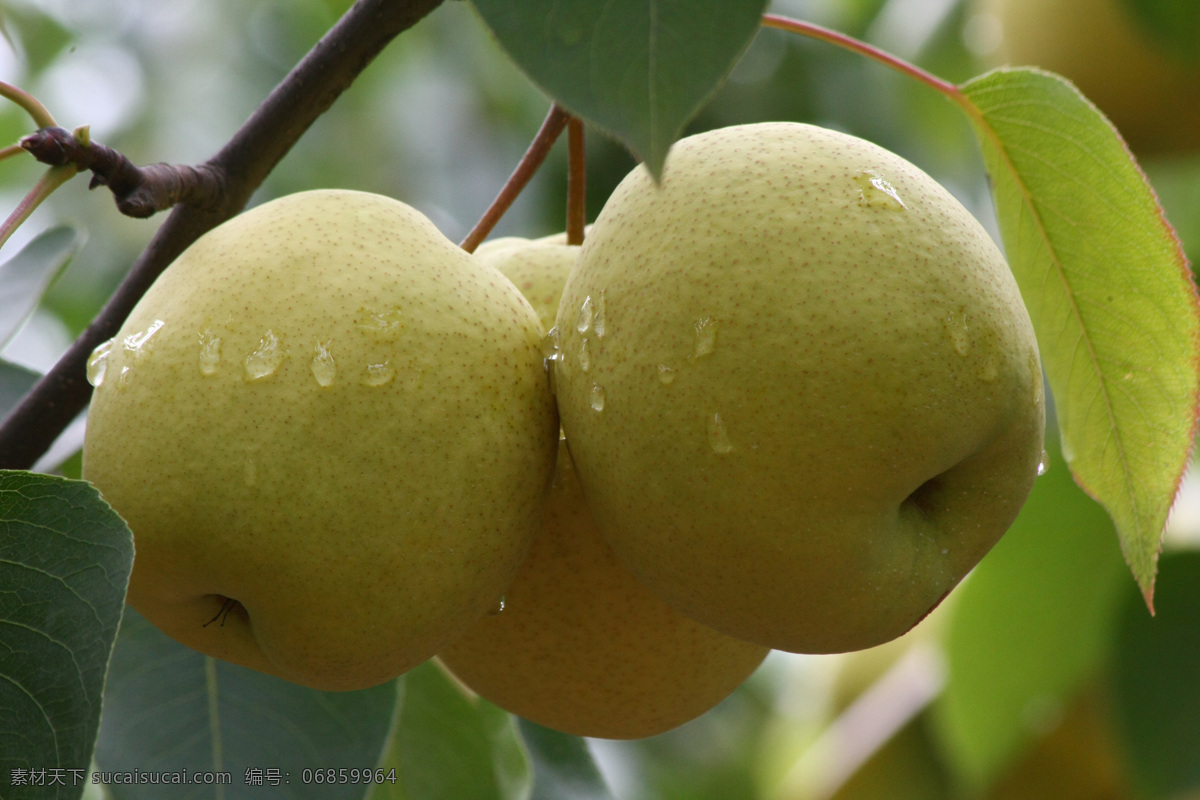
[460,104,570,253]
[566,116,586,246]
[0,0,447,471]
[760,14,968,105]
[0,80,57,129]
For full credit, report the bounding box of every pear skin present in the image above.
[83,190,558,691]
[553,123,1045,655]
[439,238,768,739]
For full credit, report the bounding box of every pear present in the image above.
[438,237,768,739]
[553,122,1045,655]
[82,190,558,691]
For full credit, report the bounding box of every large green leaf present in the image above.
[519,720,615,800]
[0,226,84,348]
[930,436,1129,793]
[959,67,1200,603]
[95,607,398,800]
[0,471,133,800]
[370,660,530,800]
[468,0,767,177]
[1109,549,1200,800]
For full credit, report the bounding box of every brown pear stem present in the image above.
[566,116,586,246]
[460,104,570,253]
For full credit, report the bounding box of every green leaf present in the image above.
[370,660,530,800]
[930,435,1129,792]
[0,226,84,349]
[468,0,768,177]
[96,607,398,800]
[0,471,133,800]
[519,720,615,800]
[959,67,1200,604]
[1119,0,1200,64]
[0,358,41,417]
[0,3,75,75]
[1109,549,1200,800]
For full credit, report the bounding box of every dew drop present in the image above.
[541,326,561,361]
[657,364,677,385]
[577,296,594,334]
[488,596,506,616]
[1037,449,1049,476]
[123,319,165,363]
[117,365,132,389]
[541,326,561,395]
[579,337,590,372]
[198,329,221,376]
[356,306,403,336]
[708,412,733,454]
[945,309,970,356]
[87,338,114,387]
[310,340,336,387]
[363,361,396,387]
[855,170,907,210]
[590,384,606,412]
[978,355,998,382]
[593,290,607,338]
[245,329,285,381]
[692,317,718,358]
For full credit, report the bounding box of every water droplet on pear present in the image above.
[87,338,114,387]
[198,329,221,376]
[245,329,285,381]
[310,340,336,387]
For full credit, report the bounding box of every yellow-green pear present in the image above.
[439,237,768,739]
[553,123,1045,655]
[473,236,577,333]
[83,189,558,691]
[975,0,1200,155]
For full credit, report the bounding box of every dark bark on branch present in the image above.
[0,0,445,470]
[21,127,224,218]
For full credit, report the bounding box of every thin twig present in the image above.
[0,165,77,253]
[760,14,965,103]
[459,104,570,253]
[0,0,447,471]
[566,116,586,246]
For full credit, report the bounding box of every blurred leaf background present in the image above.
[3,0,1199,797]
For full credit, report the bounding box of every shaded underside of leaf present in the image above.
[373,659,530,800]
[0,471,133,799]
[519,718,616,800]
[467,0,768,177]
[0,225,84,348]
[97,607,399,800]
[959,67,1200,603]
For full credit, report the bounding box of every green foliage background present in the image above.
[3,0,1200,797]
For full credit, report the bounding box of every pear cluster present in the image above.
[83,121,1044,739]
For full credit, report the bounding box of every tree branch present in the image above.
[21,126,224,218]
[0,0,446,470]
